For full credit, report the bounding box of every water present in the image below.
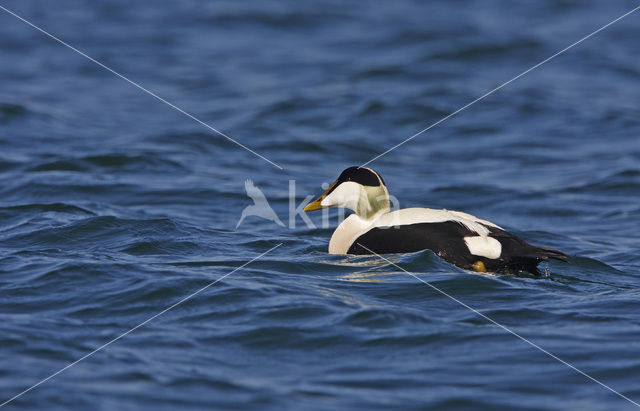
[1,1,639,409]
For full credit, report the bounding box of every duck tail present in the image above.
[531,246,568,262]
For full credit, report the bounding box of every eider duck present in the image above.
[304,166,566,275]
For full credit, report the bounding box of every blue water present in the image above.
[1,1,640,409]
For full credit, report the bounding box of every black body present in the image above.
[347,221,566,275]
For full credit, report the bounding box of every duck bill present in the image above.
[304,181,337,212]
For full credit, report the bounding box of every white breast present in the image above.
[328,214,372,254]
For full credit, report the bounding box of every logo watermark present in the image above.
[236,179,400,229]
[236,180,285,229]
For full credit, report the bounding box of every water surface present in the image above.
[1,1,640,409]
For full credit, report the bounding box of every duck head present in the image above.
[304,166,390,220]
